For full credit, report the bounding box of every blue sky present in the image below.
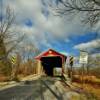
[0,0,100,57]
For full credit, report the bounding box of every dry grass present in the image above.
[73,75,100,86]
[72,75,100,100]
[0,74,9,82]
[73,83,100,100]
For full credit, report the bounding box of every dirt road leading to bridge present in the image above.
[0,76,89,100]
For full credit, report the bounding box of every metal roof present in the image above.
[34,49,67,60]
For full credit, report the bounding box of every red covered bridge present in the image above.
[35,49,67,76]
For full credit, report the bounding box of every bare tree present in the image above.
[18,40,40,62]
[0,7,25,59]
[21,42,40,74]
[0,1,25,76]
[49,0,100,26]
[87,54,100,76]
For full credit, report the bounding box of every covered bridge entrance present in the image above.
[35,49,67,76]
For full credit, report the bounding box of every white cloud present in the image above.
[61,52,69,56]
[91,53,100,57]
[1,0,94,49]
[74,39,100,50]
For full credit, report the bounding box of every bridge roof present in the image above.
[34,49,67,60]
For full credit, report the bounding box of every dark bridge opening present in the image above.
[41,56,62,76]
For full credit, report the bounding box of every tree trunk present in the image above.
[0,38,11,76]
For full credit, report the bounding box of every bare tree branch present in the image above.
[92,0,100,6]
[49,0,100,26]
[0,3,24,61]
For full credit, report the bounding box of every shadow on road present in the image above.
[0,77,65,100]
[41,79,64,100]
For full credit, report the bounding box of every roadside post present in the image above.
[10,55,17,80]
[79,50,88,88]
[69,56,74,83]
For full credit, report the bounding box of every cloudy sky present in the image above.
[1,0,100,57]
